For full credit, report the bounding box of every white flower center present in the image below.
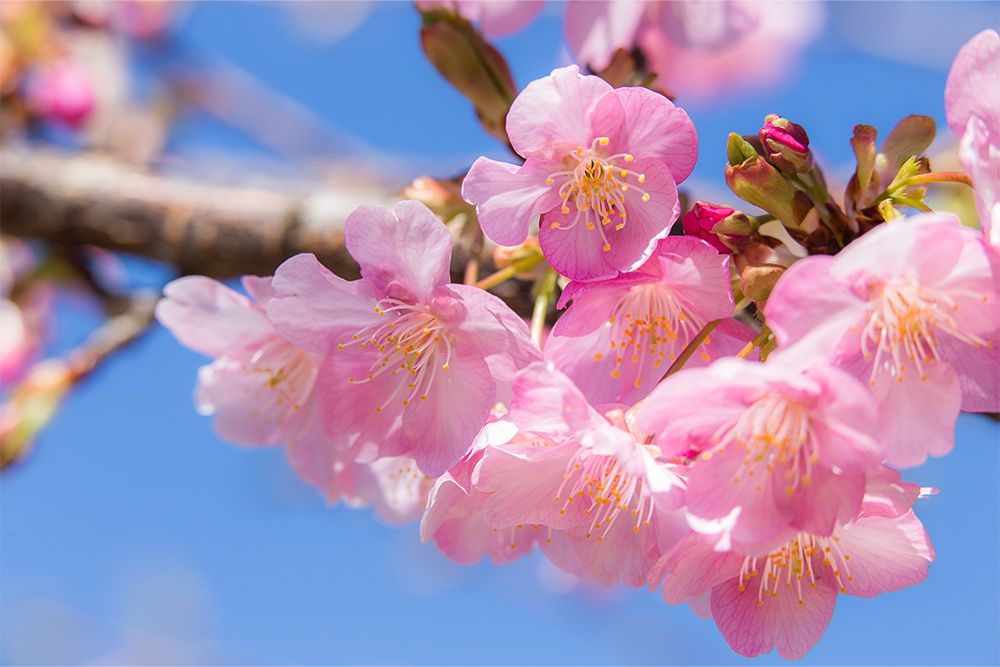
[706,393,817,497]
[737,532,854,605]
[239,338,315,428]
[545,137,649,252]
[594,284,710,387]
[338,298,452,413]
[552,447,656,542]
[859,279,992,385]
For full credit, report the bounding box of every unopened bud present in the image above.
[420,12,517,144]
[725,134,798,227]
[740,263,786,307]
[24,59,96,128]
[682,201,754,254]
[0,359,74,468]
[759,114,812,173]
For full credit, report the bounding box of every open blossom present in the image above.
[765,213,1000,467]
[474,362,687,588]
[565,1,822,102]
[415,0,543,38]
[267,201,541,478]
[639,358,883,547]
[420,413,542,564]
[156,273,433,514]
[462,65,696,281]
[945,29,1000,247]
[650,471,934,659]
[155,274,356,503]
[543,236,754,405]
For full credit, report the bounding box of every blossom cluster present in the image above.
[157,30,1000,659]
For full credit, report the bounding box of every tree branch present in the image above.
[0,145,540,316]
[0,146,397,279]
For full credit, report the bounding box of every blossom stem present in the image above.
[531,268,558,348]
[659,319,721,382]
[464,257,479,285]
[737,325,772,359]
[892,171,973,189]
[892,194,934,213]
[473,252,545,291]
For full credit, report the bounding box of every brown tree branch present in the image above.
[0,146,397,279]
[0,145,538,315]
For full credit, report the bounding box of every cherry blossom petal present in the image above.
[872,360,962,468]
[611,85,698,183]
[284,412,355,505]
[939,332,1000,413]
[345,201,453,304]
[710,572,838,660]
[506,65,621,159]
[443,283,542,381]
[602,159,680,273]
[685,444,795,546]
[655,531,742,603]
[315,351,405,455]
[195,344,317,447]
[837,511,935,598]
[543,328,624,406]
[156,276,273,358]
[462,157,564,246]
[403,348,495,478]
[477,443,587,529]
[539,207,619,281]
[829,215,965,286]
[944,29,1000,140]
[509,361,606,439]
[564,0,647,71]
[268,253,382,354]
[806,364,881,473]
[791,464,865,537]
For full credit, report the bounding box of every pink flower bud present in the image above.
[682,201,753,254]
[25,60,96,128]
[759,113,812,173]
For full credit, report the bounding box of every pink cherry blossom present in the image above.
[636,1,823,102]
[420,414,541,564]
[765,213,1000,467]
[945,29,1000,247]
[543,236,754,405]
[415,0,544,39]
[650,472,934,660]
[266,200,541,478]
[155,274,360,504]
[639,358,883,547]
[462,65,697,281]
[564,0,649,71]
[24,59,96,128]
[473,362,687,587]
[564,1,822,102]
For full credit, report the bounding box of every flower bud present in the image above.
[24,60,96,128]
[682,201,754,254]
[740,263,785,307]
[725,133,798,227]
[759,114,812,173]
[419,11,517,144]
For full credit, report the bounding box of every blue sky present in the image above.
[2,2,999,664]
